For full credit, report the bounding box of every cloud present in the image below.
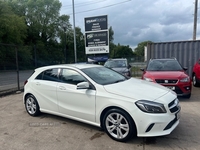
[60,0,198,49]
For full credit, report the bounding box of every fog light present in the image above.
[184,86,190,91]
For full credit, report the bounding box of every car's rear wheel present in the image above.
[103,109,136,142]
[25,94,40,116]
[193,74,200,87]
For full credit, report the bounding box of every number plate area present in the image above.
[166,86,175,90]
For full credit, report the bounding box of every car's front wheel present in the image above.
[25,94,40,116]
[193,74,200,87]
[103,109,136,142]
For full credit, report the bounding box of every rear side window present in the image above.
[35,68,60,82]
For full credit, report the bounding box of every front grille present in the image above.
[163,98,181,131]
[155,79,178,84]
[168,98,181,113]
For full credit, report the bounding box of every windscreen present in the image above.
[104,60,127,68]
[147,59,183,71]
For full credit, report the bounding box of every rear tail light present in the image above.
[24,80,28,86]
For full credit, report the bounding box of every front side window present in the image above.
[35,68,60,82]
[60,69,87,85]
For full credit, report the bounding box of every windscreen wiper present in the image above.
[114,79,126,83]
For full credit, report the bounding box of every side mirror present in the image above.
[77,82,90,89]
[183,67,188,71]
[140,68,145,71]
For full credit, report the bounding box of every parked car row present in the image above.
[23,63,180,142]
[140,57,200,99]
[102,57,199,99]
[23,57,199,142]
[86,57,199,99]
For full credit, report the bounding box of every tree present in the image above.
[109,26,114,43]
[108,26,115,57]
[8,0,68,44]
[6,0,74,65]
[0,1,27,44]
[112,44,134,58]
[75,27,86,62]
[134,41,153,57]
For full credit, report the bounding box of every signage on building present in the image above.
[85,15,108,32]
[85,31,109,54]
[84,15,109,54]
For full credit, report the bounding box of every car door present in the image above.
[56,68,96,122]
[32,68,60,112]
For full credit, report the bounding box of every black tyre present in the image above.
[193,74,200,87]
[25,95,40,116]
[183,93,191,99]
[103,109,136,142]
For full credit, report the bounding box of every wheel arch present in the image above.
[192,72,195,79]
[24,93,40,108]
[24,93,32,104]
[100,106,137,133]
[24,93,41,116]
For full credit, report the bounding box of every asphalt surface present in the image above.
[0,86,200,150]
[0,70,33,94]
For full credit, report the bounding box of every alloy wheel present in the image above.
[193,75,197,86]
[105,112,130,140]
[25,95,40,116]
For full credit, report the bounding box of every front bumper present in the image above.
[160,83,192,97]
[132,95,181,137]
[134,110,180,137]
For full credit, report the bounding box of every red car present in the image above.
[192,59,200,86]
[141,58,192,98]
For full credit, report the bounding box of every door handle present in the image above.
[58,86,66,90]
[36,82,41,85]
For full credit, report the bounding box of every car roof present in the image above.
[107,58,127,61]
[35,64,102,71]
[150,58,177,61]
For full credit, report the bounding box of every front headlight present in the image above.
[123,71,130,76]
[144,77,153,82]
[180,77,190,82]
[135,100,166,113]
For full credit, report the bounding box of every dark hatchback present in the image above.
[104,58,131,77]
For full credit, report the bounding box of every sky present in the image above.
[59,0,199,49]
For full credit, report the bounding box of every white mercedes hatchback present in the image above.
[23,64,181,142]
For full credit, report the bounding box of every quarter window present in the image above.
[35,68,60,82]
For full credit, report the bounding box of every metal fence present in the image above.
[147,40,200,77]
[0,43,69,95]
[0,43,145,95]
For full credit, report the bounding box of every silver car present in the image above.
[104,58,131,77]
